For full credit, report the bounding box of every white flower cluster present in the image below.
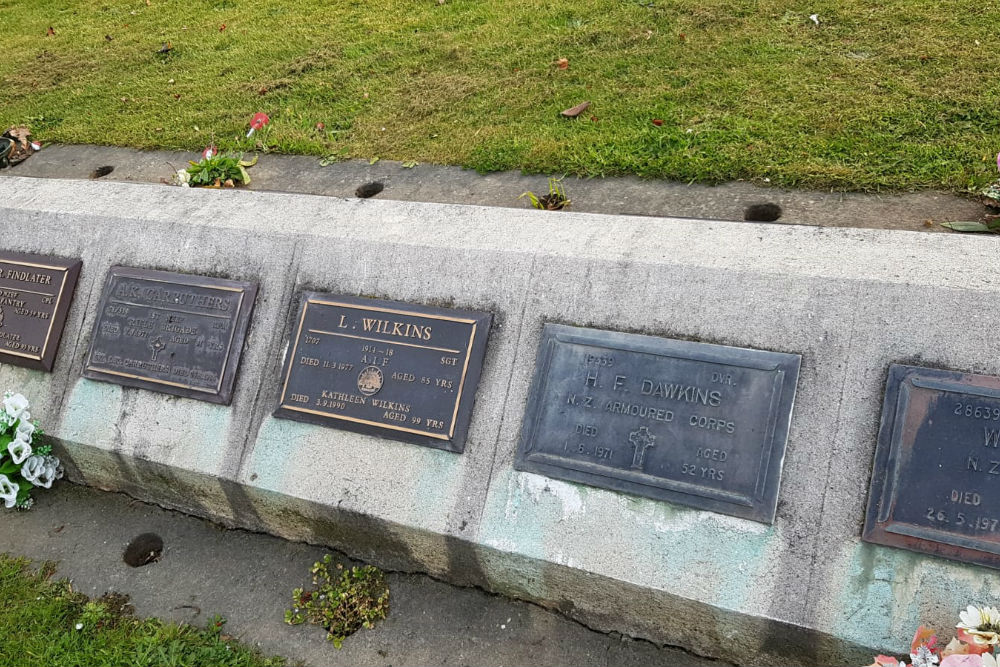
[0,392,61,509]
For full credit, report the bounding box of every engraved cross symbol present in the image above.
[148,336,166,361]
[629,426,656,470]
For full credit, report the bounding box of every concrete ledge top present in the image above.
[2,175,996,288]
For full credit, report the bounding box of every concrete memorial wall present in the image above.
[2,175,1000,665]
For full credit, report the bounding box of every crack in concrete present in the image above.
[89,481,733,665]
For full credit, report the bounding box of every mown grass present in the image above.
[0,553,284,667]
[0,0,997,190]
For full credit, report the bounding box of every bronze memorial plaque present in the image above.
[83,267,257,404]
[274,293,492,452]
[864,364,1000,569]
[515,324,801,523]
[0,251,81,372]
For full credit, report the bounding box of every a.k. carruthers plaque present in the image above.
[83,267,257,404]
[0,251,82,372]
[274,293,491,453]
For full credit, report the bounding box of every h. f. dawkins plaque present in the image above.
[0,251,81,372]
[274,293,491,453]
[83,267,257,404]
[515,324,801,523]
[864,364,1000,569]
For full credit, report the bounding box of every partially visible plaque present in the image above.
[83,267,257,404]
[0,251,81,372]
[864,364,1000,569]
[515,324,801,523]
[274,293,491,452]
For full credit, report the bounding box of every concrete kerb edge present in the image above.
[4,177,1000,664]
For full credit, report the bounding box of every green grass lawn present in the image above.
[0,554,284,667]
[1,0,998,191]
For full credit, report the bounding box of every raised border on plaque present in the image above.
[863,363,1000,569]
[514,323,801,523]
[82,267,257,405]
[273,293,492,453]
[0,250,82,372]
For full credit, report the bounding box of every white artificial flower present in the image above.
[20,455,45,486]
[15,420,35,441]
[47,455,64,480]
[7,437,31,465]
[2,393,28,420]
[960,606,1000,631]
[20,411,29,423]
[0,474,19,509]
[32,456,63,489]
[958,605,1000,648]
[910,644,938,667]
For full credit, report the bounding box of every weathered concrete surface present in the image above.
[2,176,999,664]
[0,483,723,667]
[2,144,986,232]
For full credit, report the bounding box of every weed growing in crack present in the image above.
[285,555,389,648]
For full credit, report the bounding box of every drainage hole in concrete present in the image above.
[744,202,783,222]
[90,165,115,179]
[123,532,163,567]
[356,181,384,198]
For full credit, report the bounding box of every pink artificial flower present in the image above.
[201,145,217,160]
[246,112,270,137]
[871,655,900,666]
[958,629,995,655]
[941,654,983,667]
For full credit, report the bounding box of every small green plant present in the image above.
[285,555,389,648]
[519,177,570,210]
[184,154,258,187]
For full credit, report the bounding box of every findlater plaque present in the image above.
[83,267,257,404]
[864,364,1000,569]
[0,251,81,372]
[515,324,801,523]
[274,293,491,452]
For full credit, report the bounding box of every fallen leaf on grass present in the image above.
[809,13,820,25]
[105,34,113,41]
[402,160,418,168]
[652,119,663,126]
[219,23,226,31]
[369,156,380,165]
[46,26,55,36]
[315,122,325,130]
[678,32,686,41]
[560,101,590,118]
[556,57,569,69]
[8,127,31,149]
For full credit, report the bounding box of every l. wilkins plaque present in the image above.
[274,293,492,453]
